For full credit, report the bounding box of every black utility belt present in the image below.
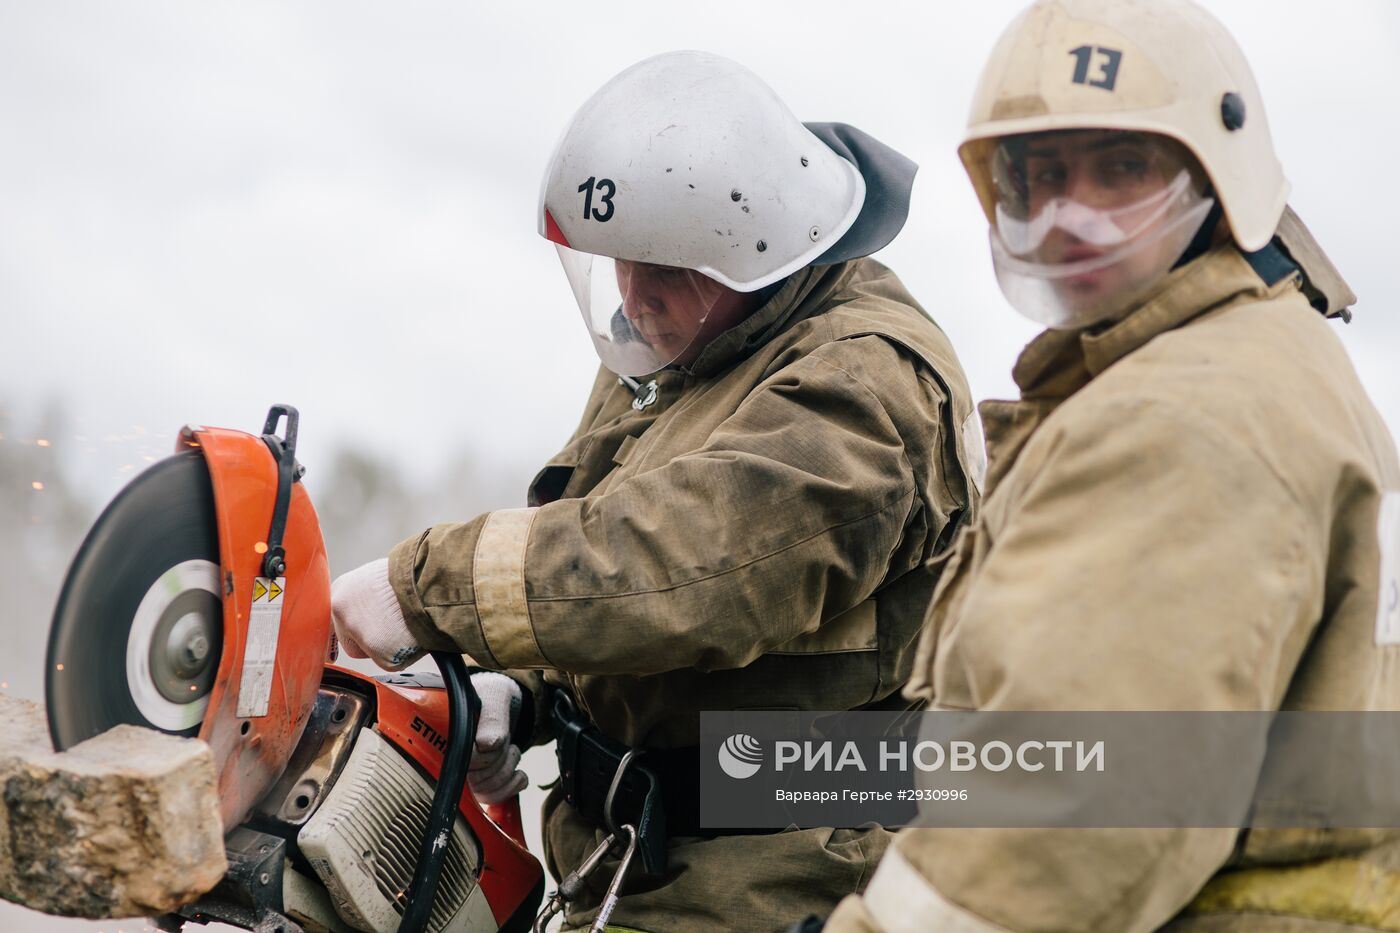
[550,692,773,881]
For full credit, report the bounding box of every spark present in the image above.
[254,542,268,554]
[31,481,43,490]
[36,438,50,447]
[143,455,155,462]
[55,663,64,671]
[1,682,8,690]
[190,685,198,692]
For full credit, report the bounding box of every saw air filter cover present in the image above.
[298,727,495,933]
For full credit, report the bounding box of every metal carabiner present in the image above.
[534,831,620,932]
[590,824,638,933]
[533,892,565,933]
[602,748,642,841]
[535,748,647,931]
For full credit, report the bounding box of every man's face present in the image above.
[998,130,1203,312]
[616,260,760,367]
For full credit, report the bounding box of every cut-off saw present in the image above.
[46,405,544,933]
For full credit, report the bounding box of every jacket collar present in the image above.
[1012,245,1281,399]
[979,246,1293,494]
[682,261,858,378]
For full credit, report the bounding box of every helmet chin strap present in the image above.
[1172,197,1226,271]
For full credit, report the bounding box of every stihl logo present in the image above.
[411,716,448,753]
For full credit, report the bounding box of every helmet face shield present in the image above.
[556,244,734,376]
[985,130,1215,329]
[958,0,1288,253]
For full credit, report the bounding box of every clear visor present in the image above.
[556,245,732,376]
[995,168,1196,256]
[986,130,1215,330]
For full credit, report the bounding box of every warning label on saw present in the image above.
[238,575,286,718]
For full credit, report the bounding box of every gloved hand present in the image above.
[469,671,529,804]
[330,558,424,671]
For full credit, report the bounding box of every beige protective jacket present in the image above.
[389,258,979,931]
[827,244,1400,933]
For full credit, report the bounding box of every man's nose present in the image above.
[1064,166,1116,209]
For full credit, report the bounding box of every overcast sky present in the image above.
[3,0,1397,510]
[1,2,1397,930]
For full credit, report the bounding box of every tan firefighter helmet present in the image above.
[960,0,1288,253]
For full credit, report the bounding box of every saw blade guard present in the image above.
[47,406,332,831]
[180,410,333,830]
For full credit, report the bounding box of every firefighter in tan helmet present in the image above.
[331,51,981,930]
[817,1,1400,931]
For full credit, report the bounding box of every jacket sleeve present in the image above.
[388,336,945,677]
[830,396,1322,933]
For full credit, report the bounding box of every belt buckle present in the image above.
[551,691,588,807]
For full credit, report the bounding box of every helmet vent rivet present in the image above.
[800,156,809,167]
[730,189,742,201]
[756,240,767,252]
[1221,92,1246,131]
[809,227,821,241]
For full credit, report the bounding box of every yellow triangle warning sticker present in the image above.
[268,579,283,601]
[253,579,268,602]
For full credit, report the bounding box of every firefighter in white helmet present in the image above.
[818,1,1400,931]
[332,51,981,930]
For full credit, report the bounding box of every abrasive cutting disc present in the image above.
[46,450,224,750]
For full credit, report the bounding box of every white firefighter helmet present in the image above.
[960,0,1288,254]
[538,51,874,375]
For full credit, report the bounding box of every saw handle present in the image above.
[398,651,482,933]
[258,404,301,578]
[260,404,299,450]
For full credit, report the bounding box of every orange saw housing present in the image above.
[177,412,541,926]
[178,420,332,829]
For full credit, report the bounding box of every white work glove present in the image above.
[469,672,529,804]
[330,558,424,671]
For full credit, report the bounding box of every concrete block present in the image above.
[0,694,227,918]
